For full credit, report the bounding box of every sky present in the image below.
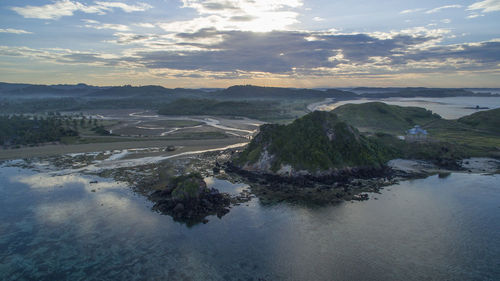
[1,0,500,88]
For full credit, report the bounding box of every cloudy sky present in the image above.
[1,0,499,87]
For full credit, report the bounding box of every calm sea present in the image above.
[0,164,499,280]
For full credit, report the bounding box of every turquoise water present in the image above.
[0,164,499,280]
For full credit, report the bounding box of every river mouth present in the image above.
[1,157,499,280]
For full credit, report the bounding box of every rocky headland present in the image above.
[226,107,500,204]
[225,111,399,203]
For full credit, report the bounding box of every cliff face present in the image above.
[234,111,391,176]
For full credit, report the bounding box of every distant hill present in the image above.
[331,102,441,134]
[0,82,496,115]
[214,85,357,100]
[457,108,500,133]
[158,99,282,119]
[350,87,495,98]
[1,82,495,100]
[1,84,93,98]
[235,111,391,174]
[85,85,174,98]
[0,82,33,92]
[0,83,206,99]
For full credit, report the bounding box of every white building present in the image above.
[406,125,428,141]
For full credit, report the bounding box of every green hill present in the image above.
[331,102,441,134]
[235,111,393,174]
[457,108,500,133]
[234,105,500,176]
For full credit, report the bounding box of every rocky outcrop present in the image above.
[225,161,397,205]
[226,162,392,187]
[149,174,231,225]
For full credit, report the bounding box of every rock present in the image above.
[149,173,232,225]
[173,203,184,212]
[438,172,451,178]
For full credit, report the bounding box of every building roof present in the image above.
[407,125,428,135]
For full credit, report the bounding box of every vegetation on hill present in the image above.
[214,85,356,100]
[0,115,78,147]
[331,102,497,144]
[235,105,500,174]
[457,108,500,132]
[418,109,500,152]
[236,111,394,172]
[331,102,499,159]
[158,98,302,120]
[332,102,441,134]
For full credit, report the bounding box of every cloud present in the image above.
[108,32,161,45]
[11,0,101,20]
[0,28,32,34]
[313,17,324,22]
[94,1,152,13]
[11,0,152,20]
[134,23,156,28]
[83,19,130,31]
[2,27,499,80]
[127,29,445,73]
[400,40,500,73]
[157,0,304,32]
[0,45,122,67]
[181,0,303,14]
[425,5,463,14]
[466,13,484,19]
[468,0,500,12]
[400,8,424,14]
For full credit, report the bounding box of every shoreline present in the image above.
[221,157,500,205]
[0,137,246,161]
[2,145,498,223]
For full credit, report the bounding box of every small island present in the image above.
[149,173,232,225]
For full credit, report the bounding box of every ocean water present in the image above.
[318,96,500,119]
[0,164,499,280]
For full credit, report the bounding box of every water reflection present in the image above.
[0,164,499,280]
[205,176,249,195]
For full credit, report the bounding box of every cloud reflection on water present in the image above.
[9,171,162,234]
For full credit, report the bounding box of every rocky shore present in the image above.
[224,162,399,204]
